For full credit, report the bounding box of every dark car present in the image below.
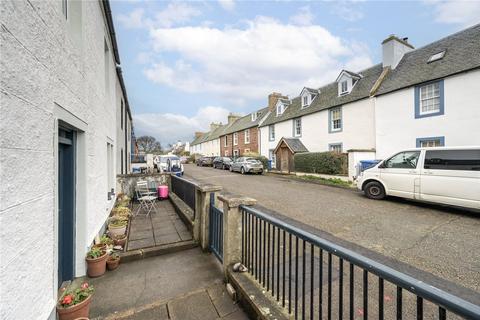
[196,156,215,167]
[213,157,233,170]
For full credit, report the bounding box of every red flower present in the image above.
[81,282,89,289]
[62,295,73,305]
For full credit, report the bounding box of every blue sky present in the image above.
[111,0,480,145]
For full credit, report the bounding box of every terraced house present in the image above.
[259,24,480,175]
[1,1,134,319]
[220,108,269,157]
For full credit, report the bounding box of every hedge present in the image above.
[294,152,348,175]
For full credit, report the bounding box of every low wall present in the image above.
[116,173,170,197]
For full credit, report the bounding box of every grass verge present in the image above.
[293,175,353,188]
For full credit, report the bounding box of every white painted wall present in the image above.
[191,138,221,156]
[0,1,122,319]
[375,69,480,159]
[260,98,376,158]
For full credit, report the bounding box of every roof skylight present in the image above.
[427,50,446,63]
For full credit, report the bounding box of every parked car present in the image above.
[230,157,264,174]
[196,156,215,167]
[357,147,480,210]
[213,157,233,170]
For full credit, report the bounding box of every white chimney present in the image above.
[382,35,414,69]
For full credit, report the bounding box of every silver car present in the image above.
[230,157,264,174]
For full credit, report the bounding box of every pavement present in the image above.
[85,247,249,320]
[184,164,480,294]
[127,200,192,251]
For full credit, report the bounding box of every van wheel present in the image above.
[364,181,386,200]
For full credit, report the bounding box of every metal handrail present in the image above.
[240,204,480,319]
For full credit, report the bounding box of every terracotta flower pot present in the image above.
[108,223,126,236]
[57,295,92,320]
[107,257,120,271]
[113,236,127,247]
[86,252,108,277]
[92,243,107,251]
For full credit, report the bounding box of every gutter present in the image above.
[102,0,121,64]
[116,66,133,121]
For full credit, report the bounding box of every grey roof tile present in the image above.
[376,24,480,95]
[277,138,308,153]
[261,64,384,126]
[222,107,269,135]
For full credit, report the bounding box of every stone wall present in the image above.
[117,173,170,198]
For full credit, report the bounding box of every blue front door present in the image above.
[58,128,76,287]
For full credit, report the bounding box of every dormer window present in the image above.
[340,80,348,94]
[276,104,282,116]
[251,112,258,121]
[300,88,318,108]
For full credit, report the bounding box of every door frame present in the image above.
[53,103,88,290]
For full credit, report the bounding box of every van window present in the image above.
[384,151,420,169]
[424,150,480,171]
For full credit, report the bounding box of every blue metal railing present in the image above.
[209,193,223,262]
[240,205,480,320]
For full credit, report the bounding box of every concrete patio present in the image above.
[85,247,248,320]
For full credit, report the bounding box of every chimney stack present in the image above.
[194,132,204,138]
[268,92,287,112]
[210,122,222,131]
[227,113,241,125]
[382,34,414,70]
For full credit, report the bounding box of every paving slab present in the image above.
[207,285,239,317]
[168,291,219,320]
[123,304,169,320]
[128,237,155,250]
[87,248,225,318]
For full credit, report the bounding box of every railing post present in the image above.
[218,193,257,277]
[195,184,222,249]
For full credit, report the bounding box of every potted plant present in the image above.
[100,234,113,247]
[112,233,127,246]
[108,218,128,236]
[85,247,108,277]
[112,206,131,220]
[106,253,120,271]
[56,282,94,320]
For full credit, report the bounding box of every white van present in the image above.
[357,147,480,210]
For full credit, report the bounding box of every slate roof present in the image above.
[261,63,384,127]
[276,138,309,153]
[222,107,269,135]
[376,24,480,95]
[190,123,232,146]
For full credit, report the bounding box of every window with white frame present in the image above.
[294,118,302,137]
[302,95,308,107]
[340,80,348,94]
[329,143,342,153]
[417,137,444,148]
[233,149,239,157]
[233,132,238,145]
[276,104,283,116]
[244,129,250,144]
[330,107,342,132]
[269,125,275,141]
[419,82,440,115]
[224,136,228,147]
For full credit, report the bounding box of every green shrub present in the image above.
[294,152,348,175]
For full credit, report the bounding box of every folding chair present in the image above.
[134,181,158,217]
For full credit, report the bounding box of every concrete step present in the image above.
[119,240,198,263]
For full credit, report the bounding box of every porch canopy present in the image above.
[273,137,308,173]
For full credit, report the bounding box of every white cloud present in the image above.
[426,0,480,27]
[289,6,314,26]
[143,16,372,103]
[116,3,201,29]
[133,106,231,144]
[218,0,235,12]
